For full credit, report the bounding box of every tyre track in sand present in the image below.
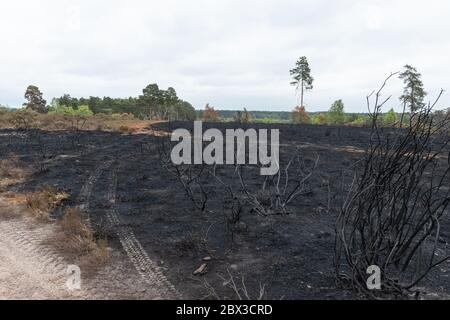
[0,201,88,299]
[0,163,113,299]
[77,161,113,212]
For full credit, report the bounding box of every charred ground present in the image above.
[1,122,449,299]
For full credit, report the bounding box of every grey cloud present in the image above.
[0,0,449,111]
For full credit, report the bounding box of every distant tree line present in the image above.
[20,83,197,121]
[3,63,448,127]
[197,106,432,127]
[0,105,13,113]
[206,110,292,122]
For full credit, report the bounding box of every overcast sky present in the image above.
[0,0,449,112]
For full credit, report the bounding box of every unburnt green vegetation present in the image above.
[7,83,197,121]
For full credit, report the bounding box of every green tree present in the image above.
[139,84,182,119]
[328,100,345,125]
[140,84,164,104]
[49,105,73,115]
[49,103,93,116]
[164,87,179,106]
[87,96,103,114]
[290,56,314,108]
[75,105,94,116]
[383,108,397,126]
[399,65,426,112]
[161,87,180,120]
[350,115,369,127]
[311,113,327,125]
[49,84,195,120]
[139,84,164,119]
[174,100,196,121]
[48,98,60,112]
[57,94,79,110]
[24,85,47,113]
[0,104,13,114]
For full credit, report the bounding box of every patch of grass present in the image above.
[25,185,70,220]
[57,207,110,266]
[0,154,32,187]
[0,111,154,133]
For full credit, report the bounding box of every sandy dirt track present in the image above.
[0,216,88,300]
[0,186,178,300]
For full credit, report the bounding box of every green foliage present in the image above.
[214,110,292,122]
[139,83,167,118]
[311,113,327,125]
[328,100,345,125]
[49,104,94,116]
[350,115,369,127]
[399,65,426,112]
[138,84,194,120]
[24,85,47,113]
[48,98,65,114]
[383,108,397,126]
[290,56,314,91]
[174,101,197,121]
[0,105,13,114]
[290,56,314,107]
[76,105,94,116]
[253,117,290,124]
[51,83,196,121]
[58,94,79,110]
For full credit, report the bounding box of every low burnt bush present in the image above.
[335,75,450,297]
[157,124,318,225]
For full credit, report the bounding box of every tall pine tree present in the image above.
[290,57,314,108]
[399,65,426,113]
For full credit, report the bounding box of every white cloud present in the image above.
[0,0,449,112]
